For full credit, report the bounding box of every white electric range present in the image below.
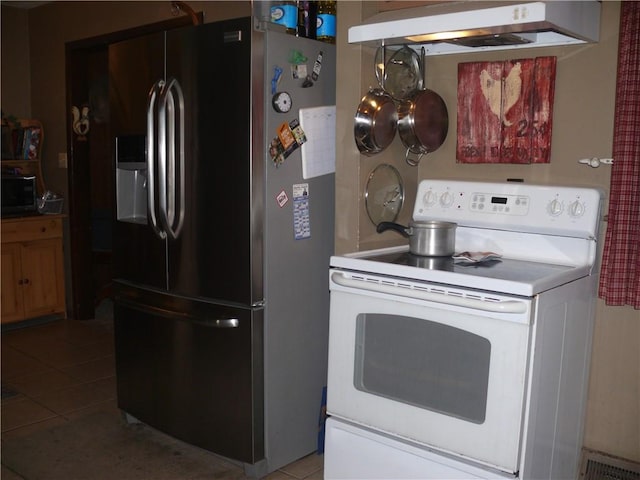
[325,179,603,479]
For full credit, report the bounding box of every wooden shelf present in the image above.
[1,118,46,194]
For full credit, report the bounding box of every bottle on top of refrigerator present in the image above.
[316,1,336,44]
[271,1,298,35]
[296,0,317,39]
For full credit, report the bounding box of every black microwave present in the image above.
[2,175,38,216]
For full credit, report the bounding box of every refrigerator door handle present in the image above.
[194,318,240,328]
[167,78,185,240]
[157,81,169,237]
[147,79,167,239]
[161,77,186,240]
[116,295,240,328]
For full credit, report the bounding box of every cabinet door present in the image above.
[1,243,25,323]
[20,238,65,318]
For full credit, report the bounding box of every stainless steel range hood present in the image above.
[348,1,601,55]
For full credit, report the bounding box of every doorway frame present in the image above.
[65,15,202,320]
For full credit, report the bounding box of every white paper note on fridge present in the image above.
[299,105,336,180]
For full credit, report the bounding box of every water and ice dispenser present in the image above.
[116,135,147,224]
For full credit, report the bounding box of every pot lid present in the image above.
[375,46,422,100]
[365,164,404,225]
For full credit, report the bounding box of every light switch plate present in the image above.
[58,152,67,168]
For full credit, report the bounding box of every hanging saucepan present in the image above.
[354,88,398,155]
[376,220,457,257]
[397,47,449,166]
[354,46,398,156]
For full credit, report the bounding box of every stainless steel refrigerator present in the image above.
[109,17,335,477]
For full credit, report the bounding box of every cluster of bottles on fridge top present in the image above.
[270,1,336,43]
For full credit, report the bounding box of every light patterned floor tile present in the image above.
[61,355,115,383]
[279,453,324,479]
[7,369,80,397]
[1,415,68,441]
[31,381,112,415]
[0,397,57,432]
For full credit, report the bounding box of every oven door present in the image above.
[327,269,533,474]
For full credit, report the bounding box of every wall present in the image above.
[1,6,31,118]
[337,2,619,253]
[336,0,639,463]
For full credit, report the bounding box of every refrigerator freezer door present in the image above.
[114,282,265,463]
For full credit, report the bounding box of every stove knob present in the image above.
[423,190,437,207]
[568,200,585,218]
[547,199,564,216]
[440,191,454,207]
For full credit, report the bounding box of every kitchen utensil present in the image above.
[354,88,398,155]
[397,47,448,165]
[354,47,398,156]
[364,163,404,225]
[374,45,422,101]
[376,220,456,256]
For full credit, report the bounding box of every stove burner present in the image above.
[364,251,503,271]
[406,254,455,271]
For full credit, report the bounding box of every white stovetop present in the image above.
[331,244,591,297]
[333,180,603,297]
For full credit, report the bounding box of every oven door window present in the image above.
[354,314,491,424]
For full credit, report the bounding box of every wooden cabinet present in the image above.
[1,215,66,324]
[1,118,46,194]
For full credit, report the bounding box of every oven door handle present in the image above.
[331,272,529,314]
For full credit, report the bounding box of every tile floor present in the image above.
[1,309,323,480]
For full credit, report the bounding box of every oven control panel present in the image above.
[468,192,530,216]
[413,180,603,238]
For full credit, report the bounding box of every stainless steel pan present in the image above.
[376,220,457,257]
[397,48,448,165]
[354,88,398,156]
[354,46,398,156]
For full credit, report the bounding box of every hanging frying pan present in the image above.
[354,88,398,155]
[397,47,449,166]
[354,46,398,156]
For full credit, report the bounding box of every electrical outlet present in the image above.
[58,153,67,168]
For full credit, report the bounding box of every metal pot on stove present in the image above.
[376,220,456,257]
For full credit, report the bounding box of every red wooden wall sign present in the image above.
[456,56,557,164]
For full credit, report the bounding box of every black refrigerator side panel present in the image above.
[114,286,265,462]
[166,18,258,305]
[109,32,167,289]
